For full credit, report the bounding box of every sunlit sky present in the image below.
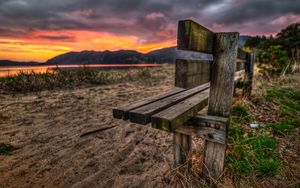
[0,0,299,62]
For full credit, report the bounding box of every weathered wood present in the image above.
[202,32,239,181]
[129,83,210,125]
[175,115,228,145]
[175,59,211,89]
[178,20,214,53]
[173,132,192,168]
[190,115,228,131]
[113,87,185,120]
[176,126,226,145]
[243,52,255,97]
[151,89,209,131]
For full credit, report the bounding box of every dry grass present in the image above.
[0,67,167,93]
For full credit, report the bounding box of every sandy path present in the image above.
[0,66,177,188]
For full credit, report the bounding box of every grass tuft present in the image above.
[267,118,300,135]
[231,102,253,124]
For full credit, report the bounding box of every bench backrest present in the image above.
[175,19,247,89]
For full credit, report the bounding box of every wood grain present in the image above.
[175,125,226,145]
[173,132,192,168]
[151,89,209,131]
[202,32,239,181]
[175,59,211,89]
[177,20,214,53]
[129,83,210,125]
[113,87,185,120]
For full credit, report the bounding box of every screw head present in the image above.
[215,123,221,129]
[206,121,211,127]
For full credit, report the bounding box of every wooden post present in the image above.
[173,19,214,169]
[201,32,239,181]
[243,52,255,97]
[173,132,192,168]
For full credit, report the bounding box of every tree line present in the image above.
[244,22,300,76]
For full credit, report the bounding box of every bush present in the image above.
[257,45,293,76]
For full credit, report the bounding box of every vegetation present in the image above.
[226,73,300,186]
[245,22,300,76]
[226,102,280,179]
[0,68,166,93]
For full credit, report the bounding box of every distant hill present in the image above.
[45,47,212,65]
[45,50,148,65]
[1,36,247,66]
[0,60,40,66]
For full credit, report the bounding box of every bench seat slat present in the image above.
[151,89,209,131]
[129,83,210,125]
[113,87,185,120]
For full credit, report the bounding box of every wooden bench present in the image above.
[113,19,254,182]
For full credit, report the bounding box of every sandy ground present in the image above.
[0,66,179,188]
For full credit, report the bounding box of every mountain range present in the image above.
[0,36,247,66]
[0,47,212,66]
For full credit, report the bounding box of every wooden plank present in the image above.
[151,89,209,131]
[176,126,226,145]
[177,19,214,53]
[202,32,239,181]
[113,87,185,120]
[243,52,255,97]
[173,132,192,168]
[190,115,228,131]
[129,83,210,125]
[175,59,211,89]
[175,115,229,145]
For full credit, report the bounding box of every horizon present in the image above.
[0,0,299,62]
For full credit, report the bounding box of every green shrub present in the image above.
[257,45,293,76]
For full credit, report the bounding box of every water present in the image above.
[0,64,162,77]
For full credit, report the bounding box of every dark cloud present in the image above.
[0,0,299,42]
[37,35,76,42]
[209,0,300,25]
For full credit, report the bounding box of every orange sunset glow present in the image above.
[0,30,175,62]
[0,1,299,62]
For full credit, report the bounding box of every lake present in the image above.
[0,64,162,77]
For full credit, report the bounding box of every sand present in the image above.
[0,66,180,188]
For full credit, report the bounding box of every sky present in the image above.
[0,0,300,62]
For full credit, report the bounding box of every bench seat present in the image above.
[113,83,210,130]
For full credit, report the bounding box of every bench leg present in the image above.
[202,141,226,181]
[173,132,192,168]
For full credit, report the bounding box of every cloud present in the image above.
[0,0,299,46]
[37,35,76,42]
